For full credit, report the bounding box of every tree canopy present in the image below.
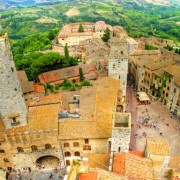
[102,28,110,42]
[16,52,78,80]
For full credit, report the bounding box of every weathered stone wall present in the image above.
[12,149,64,171]
[111,128,131,153]
[0,35,27,128]
[0,129,65,170]
[108,39,129,98]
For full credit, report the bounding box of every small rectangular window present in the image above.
[84,139,89,144]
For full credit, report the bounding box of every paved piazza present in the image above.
[126,86,180,155]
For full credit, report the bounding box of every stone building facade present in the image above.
[111,113,131,153]
[108,38,129,100]
[0,34,27,129]
[1,128,64,171]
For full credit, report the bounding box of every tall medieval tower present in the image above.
[0,33,27,128]
[108,38,129,101]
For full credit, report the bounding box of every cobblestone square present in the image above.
[126,86,180,155]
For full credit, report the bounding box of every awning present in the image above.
[137,92,150,102]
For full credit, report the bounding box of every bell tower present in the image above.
[0,33,27,128]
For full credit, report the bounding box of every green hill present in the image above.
[0,0,179,73]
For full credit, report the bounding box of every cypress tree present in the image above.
[102,27,110,42]
[64,43,69,60]
[78,24,84,32]
[79,67,84,82]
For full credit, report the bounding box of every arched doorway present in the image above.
[36,156,59,169]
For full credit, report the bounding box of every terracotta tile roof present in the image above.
[79,172,98,180]
[34,83,45,93]
[153,69,164,78]
[145,59,176,70]
[0,119,5,141]
[130,51,175,71]
[57,22,95,38]
[57,21,113,39]
[59,77,119,139]
[146,138,170,155]
[17,71,28,81]
[38,64,98,84]
[80,168,127,180]
[164,64,180,86]
[96,168,127,180]
[95,21,113,31]
[126,37,138,45]
[130,50,160,56]
[129,151,144,157]
[20,81,34,93]
[28,94,61,107]
[113,25,126,33]
[113,153,154,180]
[59,120,110,139]
[17,71,34,93]
[28,104,60,131]
[84,154,110,170]
[60,91,80,109]
[109,37,127,43]
[168,156,180,173]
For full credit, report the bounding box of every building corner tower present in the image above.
[0,33,27,128]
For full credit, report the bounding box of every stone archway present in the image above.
[36,155,59,169]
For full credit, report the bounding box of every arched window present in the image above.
[73,142,79,147]
[45,144,51,149]
[64,152,71,157]
[31,145,38,152]
[74,152,80,156]
[17,147,24,153]
[64,143,70,148]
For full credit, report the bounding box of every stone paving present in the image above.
[8,168,66,180]
[135,102,180,155]
[126,86,180,155]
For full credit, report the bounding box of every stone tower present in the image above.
[108,38,129,101]
[0,33,27,128]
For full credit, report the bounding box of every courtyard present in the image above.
[126,86,180,155]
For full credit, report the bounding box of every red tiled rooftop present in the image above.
[113,153,153,180]
[38,64,98,84]
[129,151,144,157]
[17,70,28,82]
[79,172,98,180]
